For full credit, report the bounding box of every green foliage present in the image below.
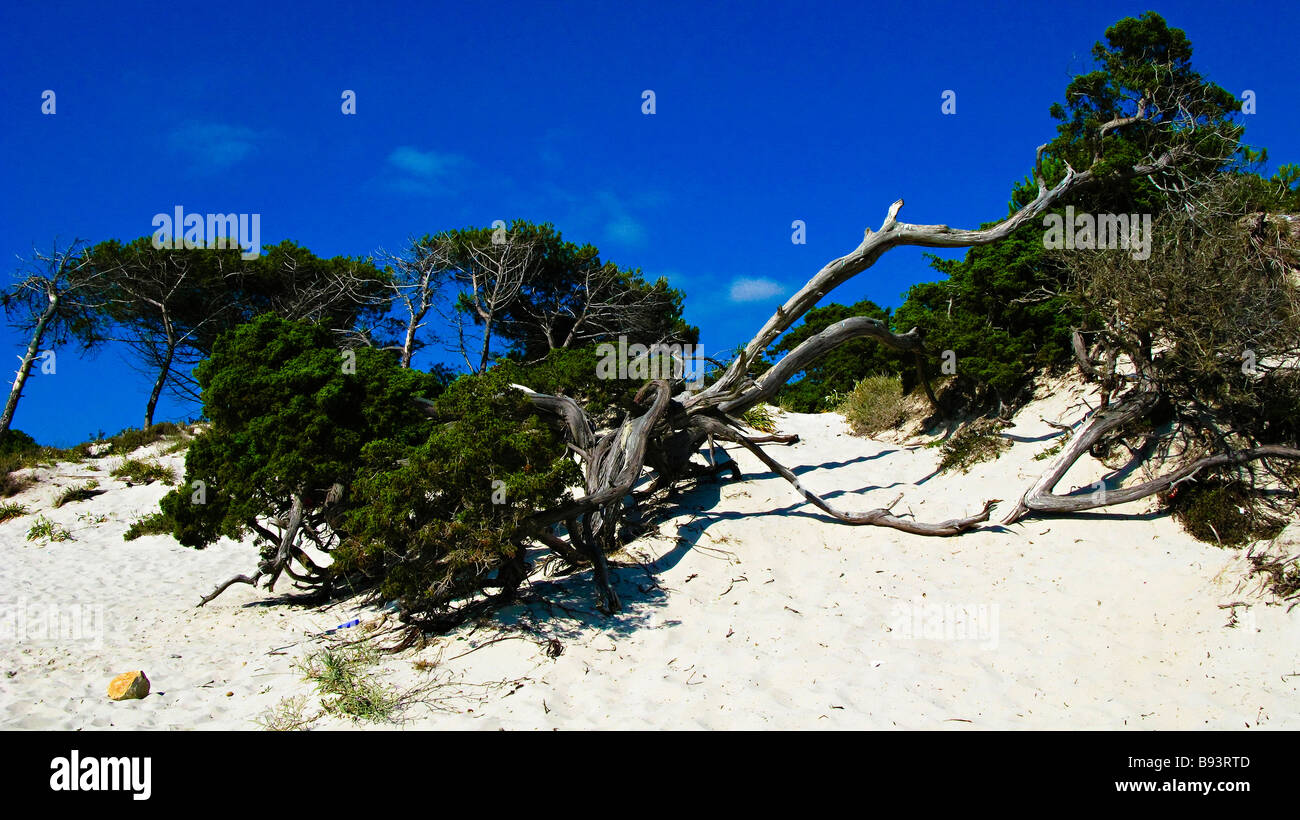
[494,345,643,415]
[0,429,39,456]
[26,515,71,543]
[111,459,176,485]
[837,374,907,437]
[1163,478,1286,546]
[740,404,778,433]
[1041,11,1242,209]
[159,313,441,550]
[96,423,185,456]
[124,511,175,541]
[0,501,28,523]
[881,12,1249,415]
[299,642,399,722]
[896,228,1078,407]
[937,421,1012,474]
[332,367,581,619]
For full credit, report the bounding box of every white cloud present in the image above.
[605,214,646,246]
[728,277,783,303]
[167,122,263,173]
[385,146,468,195]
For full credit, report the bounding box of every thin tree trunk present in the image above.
[478,311,494,371]
[144,339,176,428]
[401,318,418,368]
[0,291,59,436]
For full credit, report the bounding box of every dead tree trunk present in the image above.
[0,290,58,436]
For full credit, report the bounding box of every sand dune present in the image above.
[2,379,1296,730]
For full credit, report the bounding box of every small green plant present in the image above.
[740,403,779,433]
[937,419,1012,474]
[0,501,29,523]
[299,642,400,722]
[836,374,907,437]
[161,437,192,456]
[55,480,102,508]
[124,511,175,541]
[26,515,72,543]
[111,458,176,485]
[76,511,110,525]
[1162,478,1286,546]
[1033,432,1072,461]
[255,695,320,731]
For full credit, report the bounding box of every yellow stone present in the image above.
[107,670,150,700]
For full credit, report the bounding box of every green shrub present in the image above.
[937,419,1012,474]
[837,374,907,437]
[333,368,581,621]
[0,429,39,456]
[124,511,176,541]
[1162,478,1286,546]
[111,458,176,485]
[158,313,443,552]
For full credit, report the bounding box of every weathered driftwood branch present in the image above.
[695,416,997,535]
[688,149,1182,412]
[1004,388,1300,523]
[718,317,926,416]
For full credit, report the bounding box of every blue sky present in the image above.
[1,0,1296,445]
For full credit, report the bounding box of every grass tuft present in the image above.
[54,480,102,508]
[837,374,907,437]
[937,419,1012,474]
[26,515,72,543]
[0,501,29,523]
[298,642,401,723]
[1162,478,1286,546]
[740,404,779,433]
[111,458,176,485]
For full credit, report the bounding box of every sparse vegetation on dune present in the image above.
[936,419,1013,474]
[837,374,907,437]
[110,458,176,485]
[0,501,28,523]
[740,404,779,433]
[54,480,102,508]
[26,515,71,543]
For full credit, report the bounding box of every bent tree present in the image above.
[1,240,113,436]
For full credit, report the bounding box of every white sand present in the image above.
[2,380,1297,730]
